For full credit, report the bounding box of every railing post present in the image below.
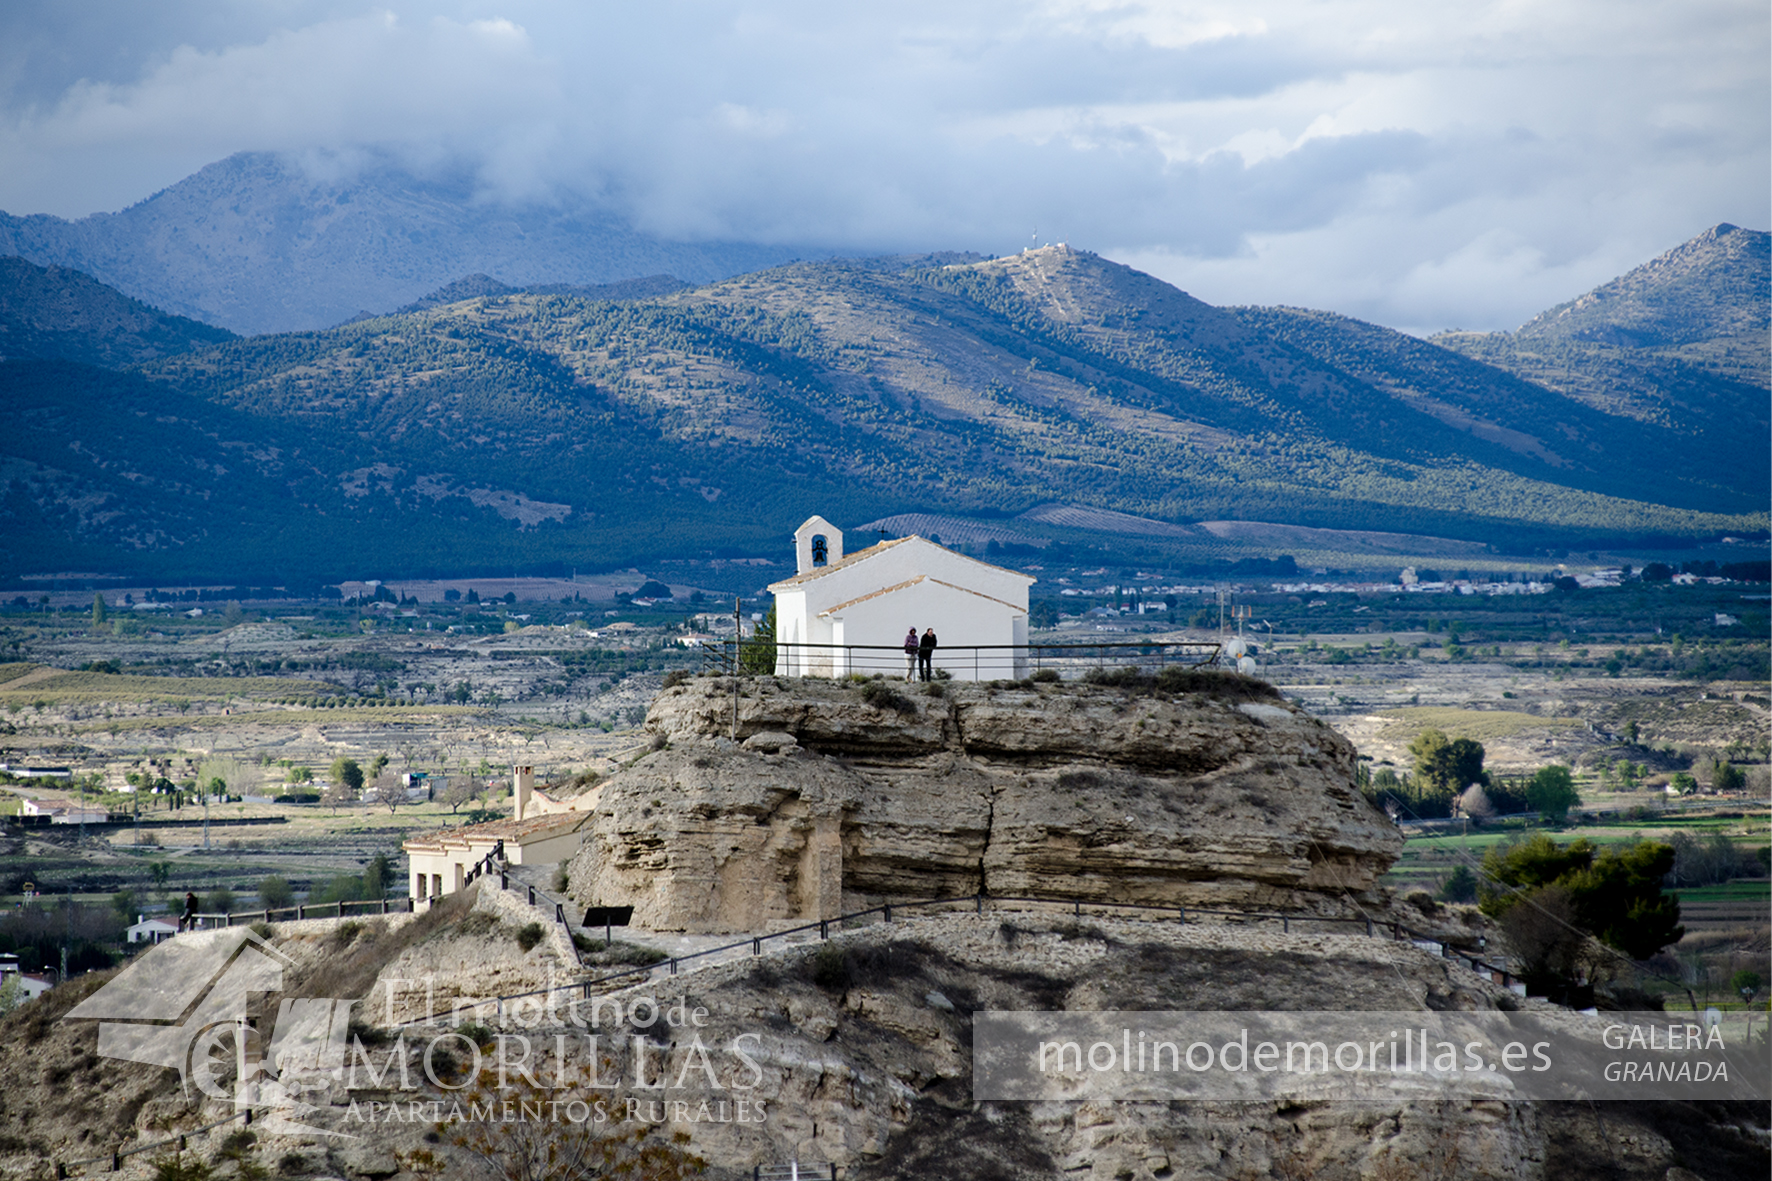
[528,885,536,906]
[976,892,983,915]
[883,903,892,923]
[1282,917,1289,934]
[1365,918,1373,937]
[1178,906,1186,924]
[820,920,828,940]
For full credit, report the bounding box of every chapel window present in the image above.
[811,535,829,566]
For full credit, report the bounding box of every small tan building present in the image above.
[402,765,595,905]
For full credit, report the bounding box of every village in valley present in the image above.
[0,514,1766,1177]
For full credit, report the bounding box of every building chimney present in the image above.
[512,765,534,821]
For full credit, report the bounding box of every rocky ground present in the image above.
[3,901,1765,1181]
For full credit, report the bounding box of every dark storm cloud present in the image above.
[0,1,1765,332]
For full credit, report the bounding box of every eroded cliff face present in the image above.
[569,675,1401,931]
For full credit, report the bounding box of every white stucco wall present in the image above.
[769,527,1033,681]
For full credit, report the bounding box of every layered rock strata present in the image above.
[569,675,1401,932]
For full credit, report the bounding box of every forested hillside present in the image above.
[0,233,1764,582]
[0,256,234,367]
[1433,224,1769,432]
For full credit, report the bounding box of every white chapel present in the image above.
[768,516,1035,680]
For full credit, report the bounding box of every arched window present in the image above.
[811,535,829,567]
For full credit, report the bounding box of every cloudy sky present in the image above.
[1,1,1765,333]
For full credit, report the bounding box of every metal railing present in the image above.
[702,639,1222,680]
[181,896,414,931]
[388,890,1524,1030]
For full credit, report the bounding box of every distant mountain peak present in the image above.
[1515,223,1769,348]
[0,151,814,335]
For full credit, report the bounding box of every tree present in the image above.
[1457,784,1496,819]
[1409,729,1488,795]
[110,888,138,921]
[91,593,108,626]
[1733,969,1762,1003]
[1711,760,1746,792]
[739,604,777,674]
[259,875,295,910]
[1526,765,1580,824]
[1481,834,1683,961]
[1669,772,1697,795]
[204,887,236,914]
[0,973,22,1017]
[329,757,364,794]
[441,777,481,814]
[363,853,391,900]
[1439,865,1478,903]
[372,771,403,813]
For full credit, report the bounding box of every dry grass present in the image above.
[1377,706,1582,743]
[65,704,485,732]
[0,665,345,705]
[286,886,476,1006]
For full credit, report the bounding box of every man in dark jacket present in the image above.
[918,627,938,681]
[179,891,199,932]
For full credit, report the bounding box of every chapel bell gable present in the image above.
[794,516,844,575]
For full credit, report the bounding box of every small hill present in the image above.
[0,255,233,366]
[394,271,690,314]
[1515,223,1769,347]
[1434,225,1770,430]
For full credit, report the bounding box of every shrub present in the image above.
[334,920,363,947]
[1031,668,1060,683]
[810,945,850,991]
[258,875,295,910]
[516,922,545,952]
[859,680,914,714]
[923,681,945,698]
[455,1021,495,1047]
[661,670,690,689]
[204,887,236,914]
[247,922,276,940]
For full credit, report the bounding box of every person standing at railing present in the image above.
[918,627,938,681]
[178,891,198,932]
[903,627,920,681]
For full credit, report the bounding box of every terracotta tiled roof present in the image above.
[402,811,589,852]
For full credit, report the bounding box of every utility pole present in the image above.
[732,597,742,740]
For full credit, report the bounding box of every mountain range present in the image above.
[0,152,811,335]
[0,208,1764,583]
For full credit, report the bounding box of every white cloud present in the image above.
[0,0,1764,331]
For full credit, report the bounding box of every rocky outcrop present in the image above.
[569,675,1401,932]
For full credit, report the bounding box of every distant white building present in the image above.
[19,798,108,824]
[767,516,1035,680]
[126,915,179,944]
